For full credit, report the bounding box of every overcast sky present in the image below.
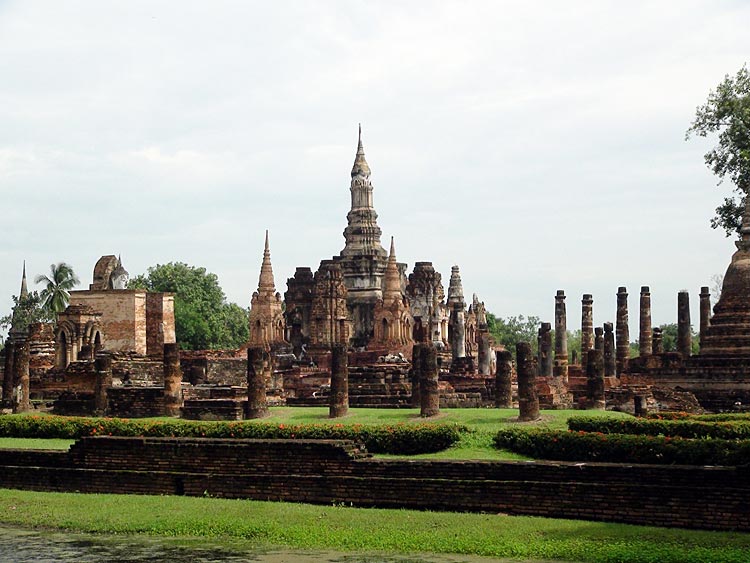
[1,1,748,341]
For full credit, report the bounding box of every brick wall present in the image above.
[0,437,748,532]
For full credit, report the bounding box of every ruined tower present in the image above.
[248,231,286,348]
[337,125,389,346]
[371,238,413,350]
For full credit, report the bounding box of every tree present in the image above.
[0,291,53,335]
[687,65,750,236]
[129,262,249,350]
[656,323,700,356]
[34,262,80,318]
[486,312,541,359]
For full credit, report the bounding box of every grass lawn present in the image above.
[0,489,747,563]
[0,408,630,459]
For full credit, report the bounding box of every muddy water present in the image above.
[0,526,557,563]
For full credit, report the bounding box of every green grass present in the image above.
[0,408,631,459]
[0,489,747,562]
[0,437,74,450]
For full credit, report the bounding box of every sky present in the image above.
[1,1,748,341]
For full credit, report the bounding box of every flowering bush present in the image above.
[567,415,750,440]
[0,415,465,455]
[494,427,750,465]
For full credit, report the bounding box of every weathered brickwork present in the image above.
[0,437,747,532]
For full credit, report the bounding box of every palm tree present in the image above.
[35,262,80,317]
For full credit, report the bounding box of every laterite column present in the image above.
[246,347,270,419]
[553,290,568,383]
[616,287,629,375]
[538,322,553,377]
[163,343,183,417]
[11,337,30,413]
[581,294,594,372]
[516,342,539,422]
[603,322,616,377]
[420,343,440,417]
[495,350,513,408]
[699,286,711,350]
[410,343,423,408]
[586,349,605,410]
[94,354,113,416]
[639,286,652,357]
[329,344,349,418]
[677,290,692,358]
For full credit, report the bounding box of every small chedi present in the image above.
[3,126,750,418]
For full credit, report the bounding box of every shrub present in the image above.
[567,415,750,439]
[0,415,465,455]
[494,427,750,465]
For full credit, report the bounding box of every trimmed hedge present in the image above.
[567,415,750,440]
[0,415,465,455]
[494,427,750,465]
[646,412,750,422]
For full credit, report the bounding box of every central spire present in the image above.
[20,260,28,299]
[341,124,385,258]
[258,229,276,294]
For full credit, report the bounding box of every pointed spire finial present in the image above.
[258,230,276,293]
[389,236,395,258]
[20,260,28,298]
[264,229,269,252]
[351,123,370,177]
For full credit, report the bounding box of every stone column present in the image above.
[603,322,616,377]
[163,343,183,417]
[677,290,692,358]
[581,294,594,372]
[553,290,568,382]
[94,354,113,416]
[477,331,491,375]
[616,287,629,375]
[11,337,30,413]
[495,350,513,408]
[329,344,349,418]
[594,327,604,351]
[699,286,711,350]
[516,342,539,422]
[538,322,553,377]
[410,343,423,408]
[652,327,664,354]
[420,343,440,417]
[246,347,270,419]
[451,305,466,360]
[639,286,652,357]
[2,339,15,407]
[586,349,605,410]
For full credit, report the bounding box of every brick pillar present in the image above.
[329,344,349,418]
[652,327,664,354]
[477,330,491,375]
[451,304,466,360]
[594,327,604,351]
[94,354,113,416]
[11,337,30,413]
[581,294,594,372]
[2,339,15,407]
[410,343,423,408]
[163,343,183,417]
[538,322,553,377]
[553,290,568,383]
[246,347,270,419]
[420,343,440,418]
[639,286,652,357]
[616,287,629,375]
[586,349,605,410]
[516,341,539,422]
[699,286,711,350]
[677,290,692,358]
[603,322,616,377]
[495,350,513,408]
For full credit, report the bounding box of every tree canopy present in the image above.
[128,262,249,350]
[687,64,750,236]
[34,262,80,318]
[486,312,541,358]
[0,291,53,336]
